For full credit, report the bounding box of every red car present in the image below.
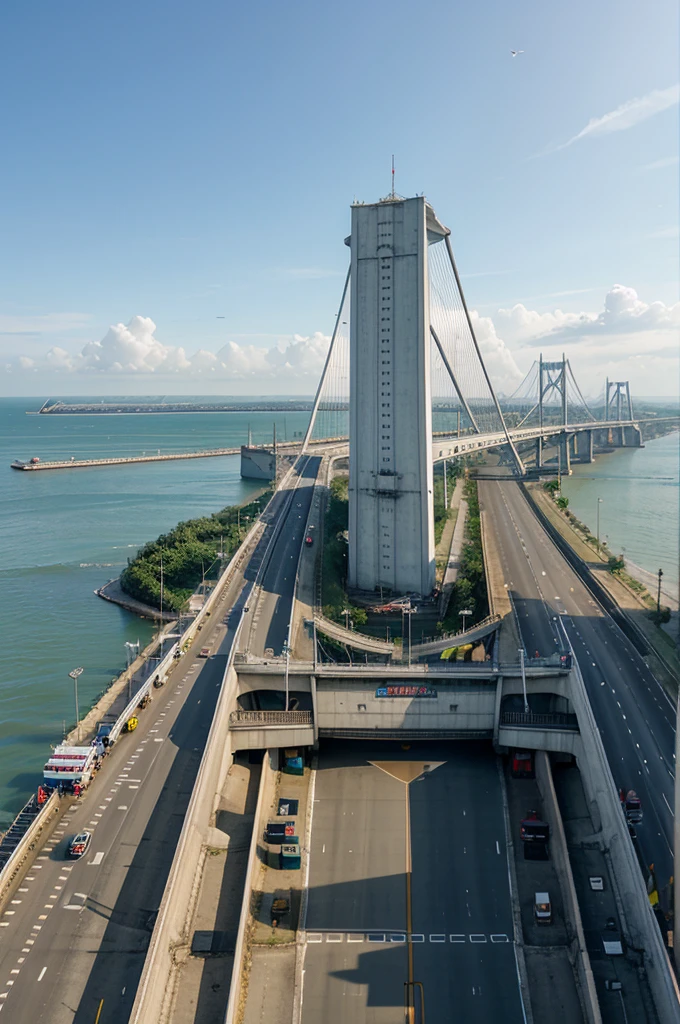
[305,535,314,547]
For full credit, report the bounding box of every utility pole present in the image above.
[596,498,603,555]
[443,460,448,509]
[69,667,84,741]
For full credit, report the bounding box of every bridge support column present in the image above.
[625,425,642,447]
[493,674,504,747]
[310,674,318,744]
[535,436,543,469]
[559,434,571,476]
[580,429,594,463]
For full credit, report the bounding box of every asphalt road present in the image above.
[0,570,251,1024]
[248,455,320,657]
[480,480,675,887]
[301,740,525,1024]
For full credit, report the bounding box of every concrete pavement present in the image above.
[300,740,525,1024]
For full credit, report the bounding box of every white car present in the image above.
[68,831,92,859]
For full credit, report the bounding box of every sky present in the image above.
[0,0,678,399]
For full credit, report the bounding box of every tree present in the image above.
[607,554,625,572]
[544,479,560,495]
[556,496,569,510]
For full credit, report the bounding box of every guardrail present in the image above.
[229,710,312,727]
[0,791,60,906]
[109,643,179,742]
[500,710,579,730]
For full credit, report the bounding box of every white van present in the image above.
[534,892,552,925]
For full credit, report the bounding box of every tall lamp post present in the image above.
[282,635,292,713]
[657,569,664,618]
[459,608,472,634]
[596,497,603,555]
[518,649,529,715]
[125,640,140,700]
[69,667,84,741]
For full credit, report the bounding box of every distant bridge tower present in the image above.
[348,196,448,596]
[605,379,633,421]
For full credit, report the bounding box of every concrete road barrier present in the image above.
[129,638,243,1023]
[0,792,60,910]
[535,751,602,1024]
[568,656,680,1024]
[224,750,278,1024]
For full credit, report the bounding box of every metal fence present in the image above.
[500,710,579,731]
[229,710,313,727]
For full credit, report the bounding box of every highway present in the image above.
[247,455,320,657]
[301,741,525,1024]
[480,480,676,888]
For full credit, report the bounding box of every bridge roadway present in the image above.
[481,479,675,887]
[0,459,320,1023]
[300,741,525,1024]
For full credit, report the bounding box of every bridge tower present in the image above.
[348,196,448,596]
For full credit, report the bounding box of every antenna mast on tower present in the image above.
[391,155,395,199]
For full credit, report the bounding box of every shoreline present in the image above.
[95,577,176,621]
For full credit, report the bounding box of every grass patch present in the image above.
[439,478,488,633]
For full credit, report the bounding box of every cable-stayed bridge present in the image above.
[299,193,639,595]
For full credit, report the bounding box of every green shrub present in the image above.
[120,491,271,611]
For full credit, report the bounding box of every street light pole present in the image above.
[657,568,664,617]
[283,631,292,713]
[518,649,529,715]
[69,667,84,741]
[459,608,472,634]
[596,497,603,555]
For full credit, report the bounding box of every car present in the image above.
[199,647,211,658]
[305,535,314,547]
[68,831,92,859]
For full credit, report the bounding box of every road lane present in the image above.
[301,741,524,1024]
[480,479,675,886]
[248,456,319,657]
[0,572,251,1023]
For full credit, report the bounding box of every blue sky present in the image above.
[1,0,678,396]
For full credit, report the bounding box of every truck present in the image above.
[511,751,535,779]
[95,713,118,748]
[619,789,643,825]
[520,810,550,844]
[43,745,98,792]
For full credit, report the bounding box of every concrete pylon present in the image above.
[348,196,447,596]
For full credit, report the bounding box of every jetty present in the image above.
[11,446,243,471]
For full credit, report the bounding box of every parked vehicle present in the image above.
[534,892,552,924]
[43,745,97,792]
[199,647,211,658]
[95,714,117,747]
[511,751,535,779]
[68,831,92,859]
[619,789,643,825]
[305,534,314,547]
[520,810,550,843]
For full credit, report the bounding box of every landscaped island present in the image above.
[120,491,271,612]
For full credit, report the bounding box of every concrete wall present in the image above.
[316,681,496,734]
[534,751,602,1024]
[240,446,276,480]
[229,726,315,751]
[348,196,446,596]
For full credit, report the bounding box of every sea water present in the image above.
[561,431,679,603]
[0,398,310,825]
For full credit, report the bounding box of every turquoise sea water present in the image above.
[0,399,677,825]
[0,398,310,825]
[561,431,679,600]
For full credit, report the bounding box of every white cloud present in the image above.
[640,155,679,172]
[554,84,680,152]
[468,311,524,389]
[4,315,332,383]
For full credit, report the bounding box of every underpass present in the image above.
[300,740,525,1024]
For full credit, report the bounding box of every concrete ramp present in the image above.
[410,613,501,657]
[314,615,395,655]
